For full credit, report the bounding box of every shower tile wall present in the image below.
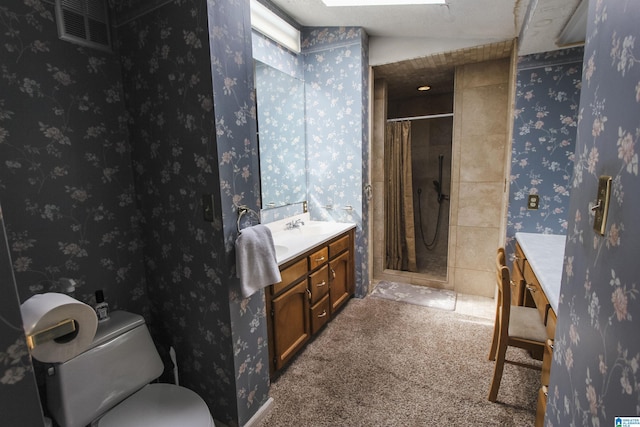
[452,58,511,297]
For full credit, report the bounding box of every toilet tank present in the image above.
[46,311,164,427]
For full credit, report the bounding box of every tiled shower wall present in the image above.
[450,57,512,297]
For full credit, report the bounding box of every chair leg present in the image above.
[488,338,507,402]
[488,307,500,361]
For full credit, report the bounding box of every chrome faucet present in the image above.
[285,219,305,230]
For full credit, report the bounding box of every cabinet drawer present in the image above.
[514,242,526,273]
[309,247,328,271]
[311,295,331,334]
[329,234,350,258]
[524,261,549,322]
[308,265,329,305]
[273,258,307,295]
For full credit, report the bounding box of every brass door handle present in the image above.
[315,256,326,263]
[317,310,327,318]
[316,281,327,287]
[526,285,537,293]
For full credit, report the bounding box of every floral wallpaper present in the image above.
[1,1,371,425]
[117,0,270,424]
[0,5,151,421]
[0,0,268,425]
[507,48,583,259]
[115,0,242,424]
[0,0,148,310]
[253,26,370,297]
[546,0,640,425]
[205,1,271,425]
[303,27,369,297]
[0,205,44,426]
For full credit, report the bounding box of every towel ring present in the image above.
[237,205,259,233]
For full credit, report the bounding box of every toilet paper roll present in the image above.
[21,293,98,363]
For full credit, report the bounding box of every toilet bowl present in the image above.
[45,311,214,427]
[95,383,214,427]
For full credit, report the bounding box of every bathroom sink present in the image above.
[269,218,355,265]
[299,222,338,236]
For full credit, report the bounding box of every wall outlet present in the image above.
[527,194,539,210]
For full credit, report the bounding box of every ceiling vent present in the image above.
[55,0,111,52]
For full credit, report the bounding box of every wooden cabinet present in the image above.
[270,273,310,371]
[329,250,351,313]
[267,228,355,376]
[516,241,556,427]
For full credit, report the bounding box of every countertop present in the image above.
[266,213,356,266]
[515,232,566,313]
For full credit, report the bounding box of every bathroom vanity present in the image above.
[265,217,355,375]
[513,232,565,427]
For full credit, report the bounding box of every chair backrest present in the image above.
[495,248,511,331]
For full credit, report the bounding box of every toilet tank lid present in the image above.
[89,311,145,350]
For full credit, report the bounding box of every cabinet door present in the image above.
[329,250,352,314]
[271,280,310,370]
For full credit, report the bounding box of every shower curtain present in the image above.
[385,121,417,272]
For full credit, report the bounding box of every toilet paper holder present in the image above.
[26,319,76,351]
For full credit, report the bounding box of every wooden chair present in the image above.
[487,248,547,402]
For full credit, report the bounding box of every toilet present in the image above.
[45,310,215,427]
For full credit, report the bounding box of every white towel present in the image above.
[235,224,282,298]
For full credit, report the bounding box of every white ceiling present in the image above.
[269,0,584,64]
[265,0,584,101]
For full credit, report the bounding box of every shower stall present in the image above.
[384,114,452,281]
[410,115,451,279]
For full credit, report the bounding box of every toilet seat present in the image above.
[96,383,214,427]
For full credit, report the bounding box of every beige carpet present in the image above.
[259,296,540,426]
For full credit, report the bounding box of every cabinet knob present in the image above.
[526,284,537,293]
[331,268,336,279]
[306,288,312,300]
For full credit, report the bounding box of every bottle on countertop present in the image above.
[94,290,110,321]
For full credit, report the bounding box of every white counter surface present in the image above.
[515,232,566,313]
[266,213,356,266]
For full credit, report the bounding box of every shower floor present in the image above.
[416,251,447,278]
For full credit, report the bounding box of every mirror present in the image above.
[255,60,307,209]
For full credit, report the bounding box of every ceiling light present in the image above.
[322,0,445,6]
[417,85,431,91]
[250,0,300,53]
